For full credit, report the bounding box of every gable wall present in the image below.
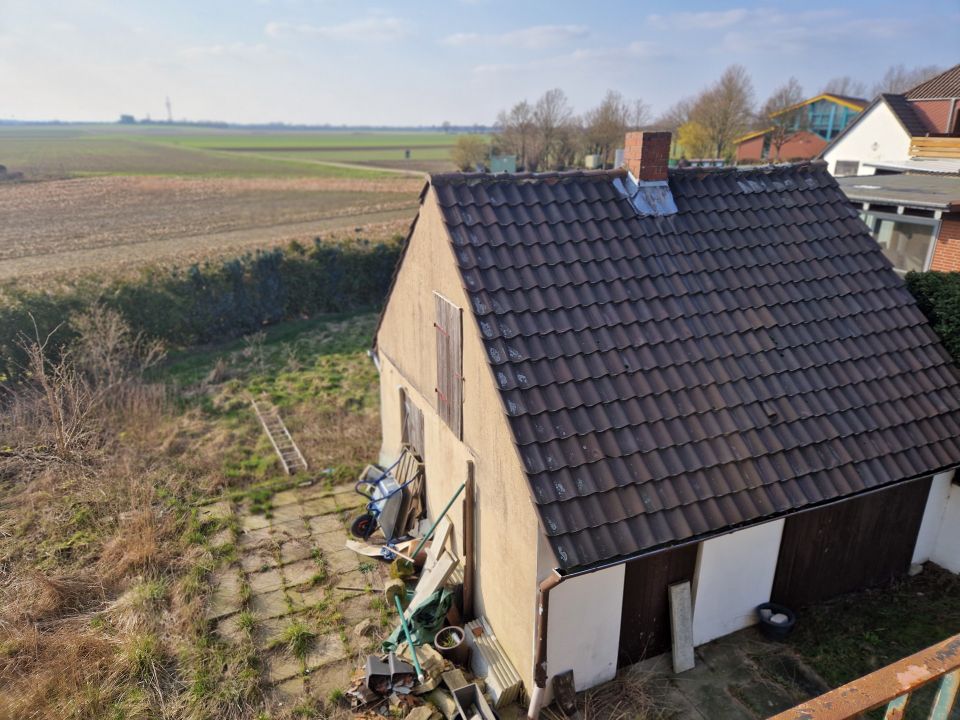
[375,188,543,690]
[822,102,912,176]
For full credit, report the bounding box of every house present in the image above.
[734,93,866,163]
[818,64,960,272]
[372,131,960,713]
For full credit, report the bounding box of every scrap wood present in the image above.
[406,551,458,620]
[347,538,417,563]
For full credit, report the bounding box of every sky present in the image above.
[1,0,958,126]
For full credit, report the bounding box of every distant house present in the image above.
[821,64,960,272]
[735,93,867,163]
[373,130,960,711]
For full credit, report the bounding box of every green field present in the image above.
[0,124,462,179]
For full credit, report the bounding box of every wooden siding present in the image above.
[911,136,960,159]
[434,292,463,438]
[618,543,699,666]
[771,478,932,608]
[400,387,425,459]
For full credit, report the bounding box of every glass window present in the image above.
[859,212,937,273]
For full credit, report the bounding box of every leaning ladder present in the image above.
[251,398,308,475]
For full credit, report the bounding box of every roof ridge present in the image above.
[430,168,626,186]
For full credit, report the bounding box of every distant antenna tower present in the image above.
[165,96,173,123]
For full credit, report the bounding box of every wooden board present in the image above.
[434,293,463,439]
[618,543,699,667]
[771,477,932,609]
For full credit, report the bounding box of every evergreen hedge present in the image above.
[0,238,401,379]
[905,271,960,362]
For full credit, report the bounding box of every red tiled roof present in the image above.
[427,165,960,570]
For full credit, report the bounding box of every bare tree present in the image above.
[629,99,651,130]
[822,76,867,99]
[533,88,576,170]
[871,64,942,96]
[690,65,755,159]
[494,100,536,170]
[583,90,631,166]
[760,77,807,160]
[653,96,695,132]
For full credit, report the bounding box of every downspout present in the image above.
[527,571,563,720]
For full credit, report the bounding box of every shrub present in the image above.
[0,238,402,380]
[905,271,960,361]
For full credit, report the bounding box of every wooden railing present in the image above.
[911,136,960,159]
[769,633,960,720]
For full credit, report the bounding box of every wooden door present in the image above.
[772,477,932,609]
[618,543,699,667]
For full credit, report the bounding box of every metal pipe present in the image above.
[395,595,425,683]
[527,572,563,720]
[463,461,476,621]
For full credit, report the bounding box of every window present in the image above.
[400,388,424,459]
[434,293,463,438]
[834,161,860,177]
[859,211,940,274]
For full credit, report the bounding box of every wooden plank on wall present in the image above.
[434,293,463,439]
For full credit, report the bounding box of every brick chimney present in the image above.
[623,131,670,182]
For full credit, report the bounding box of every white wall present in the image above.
[545,562,625,691]
[691,520,784,646]
[822,101,912,176]
[932,486,960,573]
[912,471,960,574]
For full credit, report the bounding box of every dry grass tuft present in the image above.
[542,669,671,720]
[2,571,105,625]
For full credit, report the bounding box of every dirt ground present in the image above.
[0,175,421,278]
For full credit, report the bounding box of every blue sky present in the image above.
[1,0,957,125]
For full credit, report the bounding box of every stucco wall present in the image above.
[822,102,911,176]
[691,520,784,646]
[376,188,543,691]
[913,470,960,573]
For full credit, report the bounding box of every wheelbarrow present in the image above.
[350,448,424,542]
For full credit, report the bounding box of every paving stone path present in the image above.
[202,482,389,712]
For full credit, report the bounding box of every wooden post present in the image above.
[463,460,476,621]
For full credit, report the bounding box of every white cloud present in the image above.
[647,9,749,30]
[265,15,410,42]
[443,24,588,50]
[473,40,663,76]
[179,42,271,59]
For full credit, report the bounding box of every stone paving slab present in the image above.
[250,588,291,620]
[205,569,242,621]
[204,480,392,709]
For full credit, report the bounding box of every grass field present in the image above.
[0,124,461,179]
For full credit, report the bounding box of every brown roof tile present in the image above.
[429,163,960,570]
[905,63,960,100]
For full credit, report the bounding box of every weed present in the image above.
[271,619,316,660]
[237,611,256,634]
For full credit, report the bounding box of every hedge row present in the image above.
[0,239,402,379]
[905,271,960,361]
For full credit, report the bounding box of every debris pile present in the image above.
[341,474,516,719]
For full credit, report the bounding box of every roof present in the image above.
[818,94,927,161]
[736,93,868,145]
[425,165,960,571]
[864,158,960,175]
[837,173,960,210]
[881,93,931,136]
[905,63,960,100]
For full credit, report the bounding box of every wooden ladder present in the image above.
[251,398,308,475]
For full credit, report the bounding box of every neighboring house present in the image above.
[822,63,960,177]
[372,131,960,708]
[819,64,960,272]
[836,174,960,273]
[735,93,866,163]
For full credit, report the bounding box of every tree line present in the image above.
[450,62,943,171]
